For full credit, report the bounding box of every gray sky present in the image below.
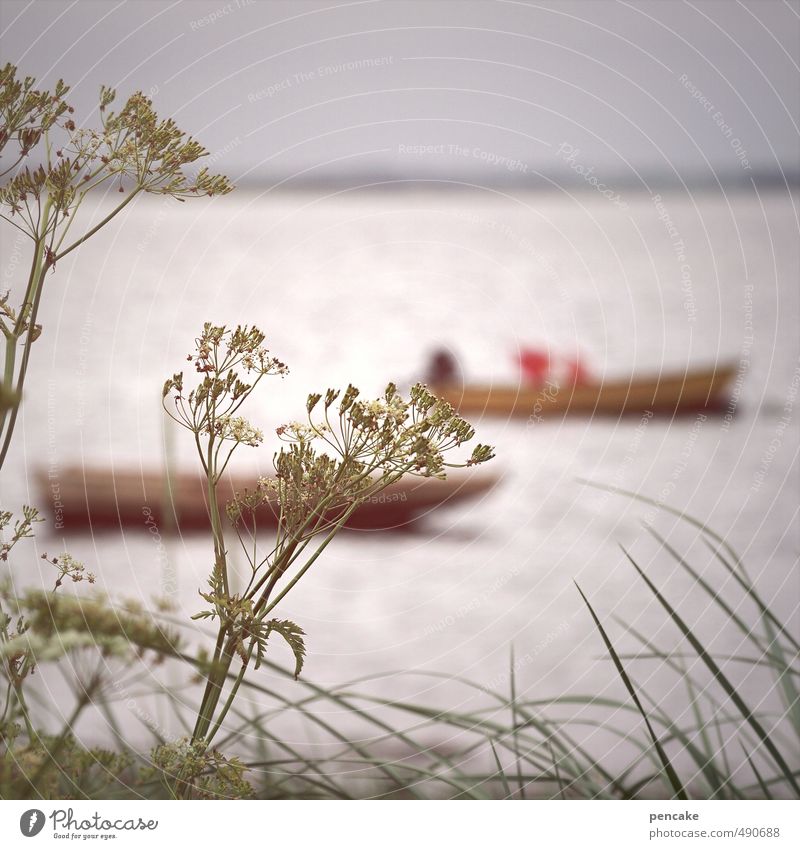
[2,0,798,185]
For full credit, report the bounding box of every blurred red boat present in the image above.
[432,363,737,419]
[38,466,499,533]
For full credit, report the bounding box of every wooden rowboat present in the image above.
[432,363,737,419]
[38,466,500,533]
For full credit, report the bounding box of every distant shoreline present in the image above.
[179,172,800,195]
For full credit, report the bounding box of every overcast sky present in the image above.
[2,0,798,185]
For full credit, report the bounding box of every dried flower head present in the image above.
[41,551,96,590]
[162,323,287,480]
[164,323,494,755]
[208,415,263,447]
[0,64,235,483]
[0,505,41,561]
[1,69,233,243]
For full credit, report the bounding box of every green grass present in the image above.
[4,500,798,800]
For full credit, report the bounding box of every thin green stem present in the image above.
[191,626,228,742]
[53,187,141,262]
[0,258,49,471]
[191,637,238,745]
[205,651,254,746]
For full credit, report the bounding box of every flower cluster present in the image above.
[276,421,323,441]
[0,63,70,178]
[1,67,233,240]
[187,323,287,379]
[209,415,263,447]
[308,381,494,476]
[93,88,232,198]
[147,738,253,800]
[4,733,132,799]
[227,381,492,540]
[162,323,287,478]
[164,324,493,753]
[0,505,41,561]
[41,552,96,590]
[18,590,179,660]
[0,65,234,493]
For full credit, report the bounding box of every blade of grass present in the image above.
[608,615,774,754]
[336,692,560,780]
[612,651,800,674]
[546,739,567,800]
[253,662,492,799]
[620,545,800,796]
[574,580,688,800]
[509,645,526,799]
[577,479,743,562]
[608,616,744,797]
[489,740,513,798]
[645,526,783,662]
[226,705,352,799]
[758,600,800,739]
[740,742,774,800]
[674,654,728,799]
[171,651,429,799]
[700,537,799,654]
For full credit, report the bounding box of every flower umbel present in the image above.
[164,324,494,760]
[0,64,234,478]
[41,552,96,591]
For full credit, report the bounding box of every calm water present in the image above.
[2,186,798,755]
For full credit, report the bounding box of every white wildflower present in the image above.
[365,397,408,423]
[211,415,263,447]
[276,421,318,441]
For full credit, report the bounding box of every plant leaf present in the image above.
[265,619,306,679]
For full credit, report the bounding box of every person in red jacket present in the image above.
[519,348,590,386]
[519,348,551,386]
[563,353,590,385]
